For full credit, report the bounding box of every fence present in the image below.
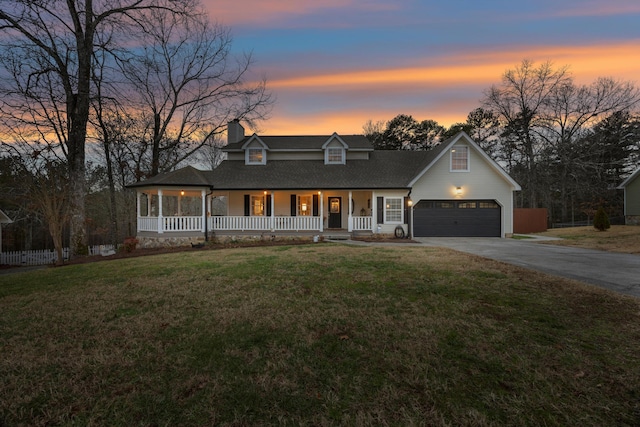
[513,208,548,234]
[0,245,116,266]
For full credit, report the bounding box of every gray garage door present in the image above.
[413,200,501,237]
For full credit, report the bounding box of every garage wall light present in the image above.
[455,186,462,196]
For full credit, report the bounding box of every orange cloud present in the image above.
[269,41,640,91]
[256,40,640,135]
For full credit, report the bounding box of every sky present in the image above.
[201,0,640,136]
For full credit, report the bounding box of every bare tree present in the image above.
[0,0,191,257]
[483,60,571,207]
[117,8,272,177]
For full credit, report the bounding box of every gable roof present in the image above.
[0,209,12,224]
[408,132,521,190]
[617,167,640,189]
[127,165,213,189]
[126,132,520,192]
[210,150,437,190]
[224,134,373,152]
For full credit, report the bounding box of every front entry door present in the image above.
[328,197,342,228]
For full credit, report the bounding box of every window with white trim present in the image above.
[450,146,469,171]
[385,197,403,223]
[251,195,264,216]
[298,195,312,216]
[247,148,265,164]
[326,147,345,164]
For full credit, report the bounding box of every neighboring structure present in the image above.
[128,121,521,246]
[0,209,13,253]
[618,167,640,225]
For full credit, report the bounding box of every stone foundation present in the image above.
[625,215,640,225]
[137,235,206,249]
[137,233,319,248]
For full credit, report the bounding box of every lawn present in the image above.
[536,225,640,254]
[1,244,639,426]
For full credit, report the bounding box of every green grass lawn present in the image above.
[1,244,639,426]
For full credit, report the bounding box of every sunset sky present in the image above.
[202,0,640,135]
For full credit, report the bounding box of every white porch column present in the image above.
[158,189,164,234]
[178,193,182,216]
[319,192,324,232]
[147,193,152,217]
[348,191,353,232]
[270,191,275,231]
[201,189,206,232]
[136,192,142,233]
[372,191,377,233]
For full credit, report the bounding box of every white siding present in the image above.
[410,141,515,237]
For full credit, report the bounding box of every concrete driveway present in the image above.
[415,236,640,299]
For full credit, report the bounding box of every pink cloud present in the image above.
[201,0,397,27]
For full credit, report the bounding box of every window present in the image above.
[326,147,344,164]
[247,148,264,164]
[458,202,477,209]
[435,201,454,209]
[451,146,469,171]
[251,195,264,216]
[298,195,312,216]
[479,201,499,209]
[385,197,402,223]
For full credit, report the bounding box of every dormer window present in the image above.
[326,147,345,164]
[247,148,265,165]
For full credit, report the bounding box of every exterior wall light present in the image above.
[455,186,462,196]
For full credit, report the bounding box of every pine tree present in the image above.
[593,206,610,231]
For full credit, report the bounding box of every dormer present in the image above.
[322,133,348,165]
[243,135,268,165]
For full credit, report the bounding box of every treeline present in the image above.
[364,61,640,224]
[0,0,271,255]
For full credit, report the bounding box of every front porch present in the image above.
[134,188,376,235]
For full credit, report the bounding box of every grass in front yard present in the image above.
[1,244,639,426]
[537,225,640,254]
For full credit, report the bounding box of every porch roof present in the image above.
[127,165,213,189]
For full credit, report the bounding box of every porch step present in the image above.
[324,233,351,240]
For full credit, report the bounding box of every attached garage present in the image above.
[413,200,501,237]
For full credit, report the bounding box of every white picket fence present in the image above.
[0,245,116,266]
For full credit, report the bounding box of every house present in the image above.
[618,167,640,225]
[0,209,13,253]
[128,121,521,247]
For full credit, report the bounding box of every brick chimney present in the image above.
[227,119,245,144]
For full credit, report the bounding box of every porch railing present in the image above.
[138,215,373,233]
[209,215,322,231]
[138,216,158,232]
[352,216,372,231]
[137,216,202,232]
[163,216,202,232]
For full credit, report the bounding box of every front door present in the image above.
[328,197,342,228]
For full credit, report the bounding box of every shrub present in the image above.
[123,237,139,252]
[593,206,610,231]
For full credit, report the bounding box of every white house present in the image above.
[128,121,520,246]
